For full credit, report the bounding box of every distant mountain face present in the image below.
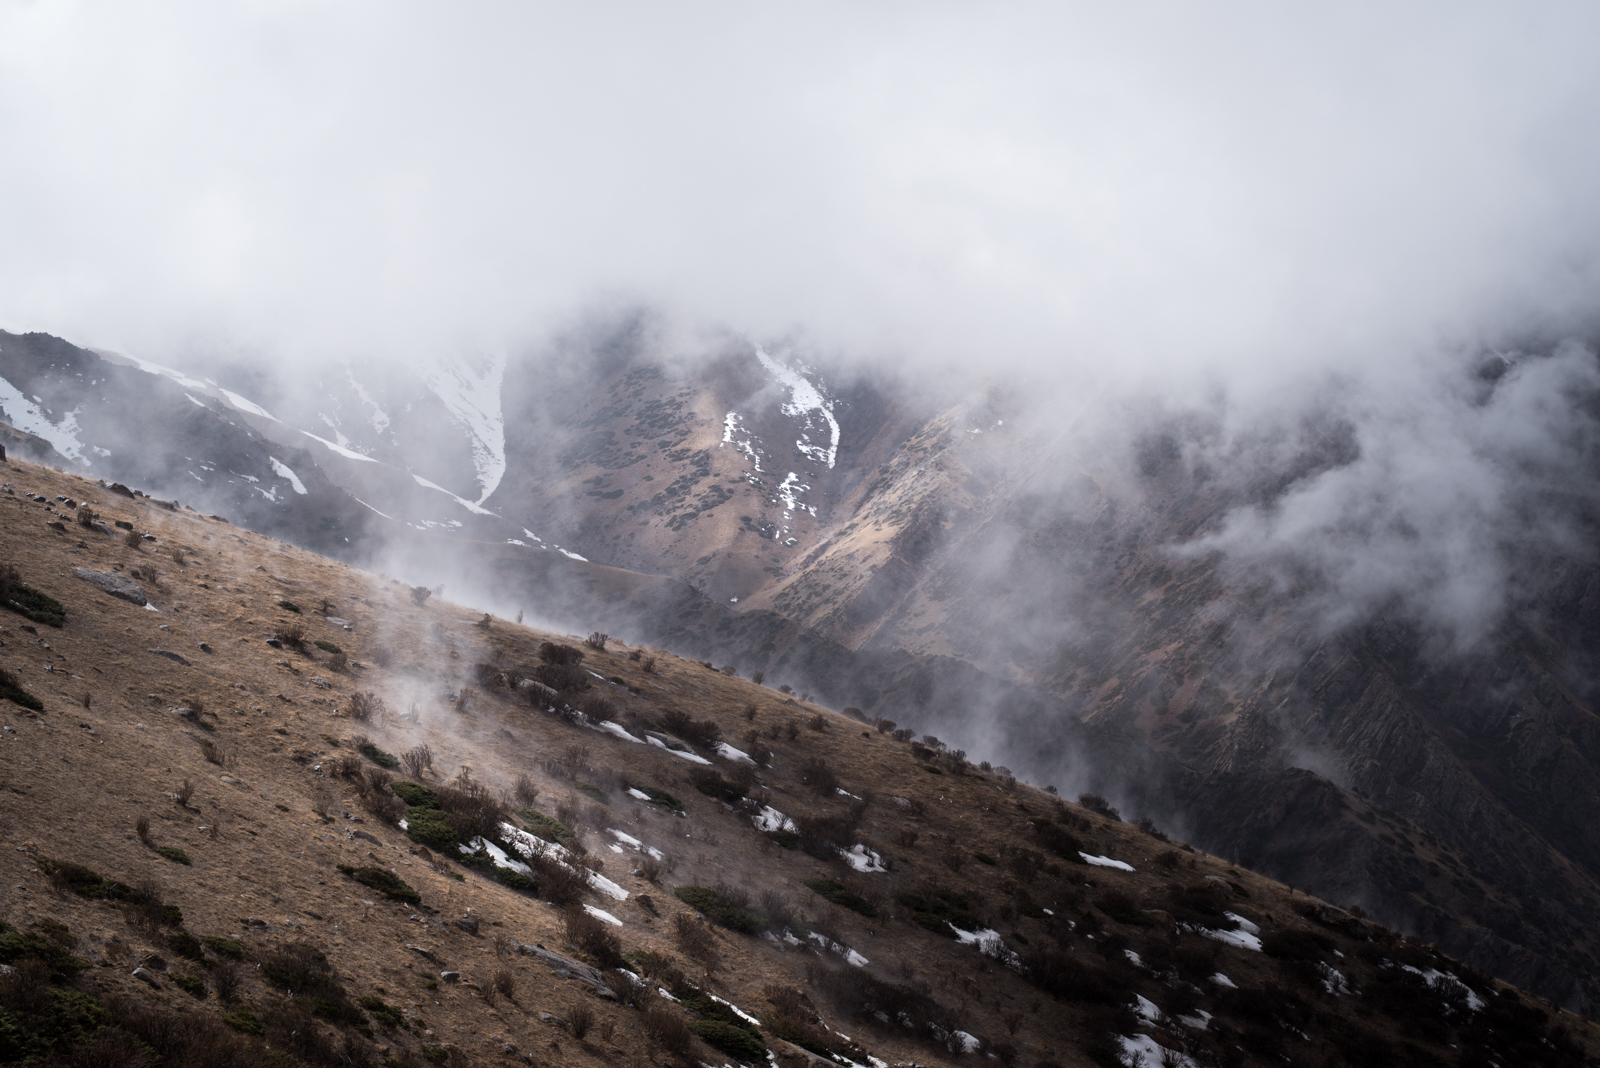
[5,324,1600,1011]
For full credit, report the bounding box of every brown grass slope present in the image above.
[0,457,1594,1068]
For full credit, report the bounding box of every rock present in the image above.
[453,919,479,934]
[46,521,65,532]
[75,568,147,606]
[150,649,191,666]
[351,830,382,846]
[516,943,617,999]
[106,482,134,498]
[140,955,167,971]
[131,966,160,986]
[439,970,461,982]
[264,638,283,649]
[406,944,439,962]
[198,642,213,653]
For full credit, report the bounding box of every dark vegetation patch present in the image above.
[898,888,977,936]
[629,784,685,815]
[0,564,64,627]
[336,863,421,904]
[517,808,583,852]
[0,667,43,712]
[1094,890,1156,927]
[357,740,398,768]
[674,884,767,934]
[803,877,879,918]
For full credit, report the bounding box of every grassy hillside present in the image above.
[0,458,1594,1068]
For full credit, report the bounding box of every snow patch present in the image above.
[411,473,498,516]
[714,742,755,764]
[557,547,587,561]
[219,388,276,419]
[0,378,90,465]
[1199,926,1262,952]
[753,806,797,834]
[1134,994,1161,1022]
[645,734,711,764]
[1081,853,1135,871]
[304,430,379,462]
[1224,911,1259,934]
[419,350,506,503]
[1119,1033,1199,1068]
[583,904,622,926]
[596,721,645,744]
[840,844,887,873]
[268,457,308,495]
[754,345,839,469]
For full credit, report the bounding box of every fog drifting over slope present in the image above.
[3,4,1599,384]
[4,2,1600,652]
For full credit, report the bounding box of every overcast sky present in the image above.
[2,2,1599,392]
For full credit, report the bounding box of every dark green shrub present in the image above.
[222,1010,268,1034]
[278,599,302,613]
[0,667,43,712]
[337,864,421,904]
[1095,891,1156,927]
[803,878,879,917]
[576,783,610,805]
[314,639,343,654]
[0,568,64,627]
[898,889,977,935]
[0,920,88,978]
[171,973,207,998]
[360,995,405,1028]
[391,781,438,808]
[674,884,767,934]
[204,935,246,960]
[632,785,685,815]
[358,741,398,768]
[973,851,997,865]
[155,846,191,865]
[517,808,583,852]
[167,931,205,960]
[404,807,460,851]
[37,858,138,903]
[690,1019,767,1060]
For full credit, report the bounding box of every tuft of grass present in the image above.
[277,599,302,613]
[155,846,192,865]
[337,864,421,904]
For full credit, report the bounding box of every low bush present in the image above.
[518,808,584,852]
[167,930,205,960]
[357,740,398,768]
[1263,928,1335,961]
[337,864,421,904]
[203,935,247,960]
[690,765,755,803]
[675,884,767,934]
[898,888,978,936]
[658,707,722,747]
[0,667,44,712]
[171,973,207,998]
[1094,891,1156,926]
[0,920,88,979]
[629,784,685,815]
[1078,793,1121,821]
[314,639,343,654]
[803,877,878,917]
[0,565,64,628]
[690,1019,767,1060]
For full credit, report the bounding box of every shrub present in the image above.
[1094,891,1156,927]
[204,935,247,960]
[409,585,432,606]
[154,845,191,865]
[273,621,307,647]
[519,808,583,852]
[399,744,433,778]
[898,888,977,936]
[691,1019,767,1060]
[357,740,399,768]
[645,1003,693,1054]
[212,961,243,1002]
[347,691,384,721]
[658,707,721,747]
[168,931,205,960]
[391,780,438,807]
[0,565,65,627]
[361,994,406,1028]
[529,854,588,906]
[564,905,624,969]
[172,973,207,997]
[674,884,767,934]
[222,1010,268,1034]
[538,641,585,666]
[690,765,755,803]
[1078,793,1121,821]
[337,863,421,904]
[630,785,685,815]
[313,639,343,654]
[0,919,89,978]
[1031,819,1086,860]
[584,631,609,651]
[0,667,43,712]
[799,757,840,795]
[568,1000,594,1038]
[1262,929,1334,961]
[803,878,879,917]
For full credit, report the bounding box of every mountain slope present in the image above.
[0,455,1596,1068]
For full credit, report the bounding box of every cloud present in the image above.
[0,2,1598,391]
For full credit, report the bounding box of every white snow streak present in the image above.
[0,377,89,464]
[268,457,307,494]
[754,345,839,469]
[420,351,506,504]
